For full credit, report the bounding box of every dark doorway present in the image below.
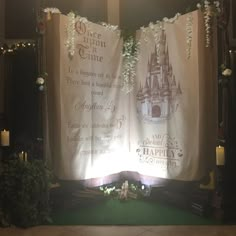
[152,105,161,117]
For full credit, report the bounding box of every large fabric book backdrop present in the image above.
[44,10,217,186]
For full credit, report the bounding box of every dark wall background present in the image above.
[3,48,38,150]
[5,0,202,38]
[5,0,37,39]
[120,0,199,30]
[10,50,38,138]
[44,0,107,22]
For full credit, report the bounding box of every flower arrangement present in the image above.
[43,7,61,14]
[163,12,182,24]
[43,7,61,21]
[221,63,232,77]
[36,72,48,91]
[121,36,140,93]
[186,13,193,59]
[66,12,76,58]
[218,64,233,86]
[99,180,151,200]
[197,1,221,47]
[100,22,120,35]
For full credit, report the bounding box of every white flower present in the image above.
[100,22,119,32]
[149,22,154,29]
[203,1,215,48]
[140,26,146,33]
[67,12,75,18]
[36,77,45,85]
[197,3,202,9]
[162,13,181,24]
[66,12,76,57]
[39,85,44,91]
[163,17,168,22]
[43,8,61,14]
[186,13,193,59]
[214,1,220,7]
[222,68,232,77]
[79,17,88,23]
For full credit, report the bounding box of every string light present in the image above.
[0,41,36,55]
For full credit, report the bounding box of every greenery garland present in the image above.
[197,0,221,47]
[121,35,140,93]
[0,160,52,227]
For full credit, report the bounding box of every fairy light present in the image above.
[0,41,36,55]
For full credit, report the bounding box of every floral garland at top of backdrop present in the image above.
[43,1,222,93]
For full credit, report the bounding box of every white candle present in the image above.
[1,129,10,146]
[24,152,28,162]
[19,151,24,161]
[216,145,225,166]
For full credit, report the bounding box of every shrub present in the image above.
[0,159,51,227]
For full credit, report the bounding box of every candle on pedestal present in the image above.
[0,129,10,146]
[216,145,225,166]
[24,152,28,162]
[19,151,28,162]
[19,151,24,161]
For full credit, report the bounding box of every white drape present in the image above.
[44,10,217,186]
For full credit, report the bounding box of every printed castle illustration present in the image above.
[137,30,182,122]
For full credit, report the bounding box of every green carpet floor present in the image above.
[51,198,221,225]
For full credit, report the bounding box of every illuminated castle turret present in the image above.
[137,30,182,122]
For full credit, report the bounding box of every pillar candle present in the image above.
[19,151,24,161]
[24,152,28,162]
[216,145,225,166]
[0,129,10,146]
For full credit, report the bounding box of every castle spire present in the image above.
[165,46,169,65]
[171,75,176,87]
[177,82,182,95]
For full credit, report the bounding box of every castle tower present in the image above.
[151,75,160,98]
[136,29,181,121]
